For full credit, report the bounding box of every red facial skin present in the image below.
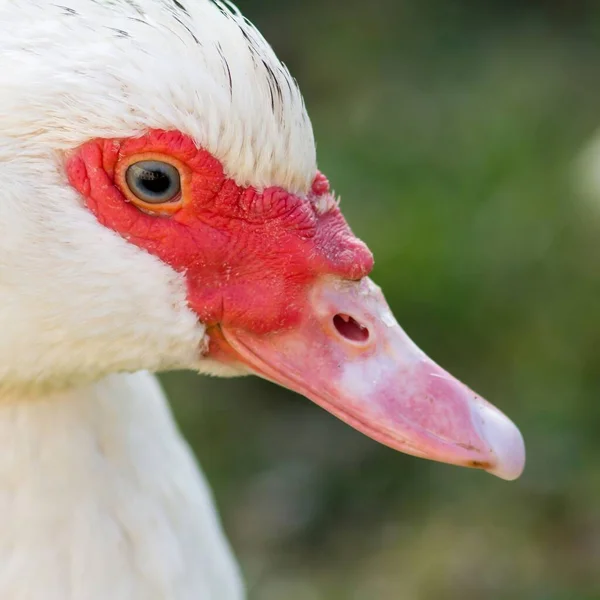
[67,130,373,339]
[66,128,525,481]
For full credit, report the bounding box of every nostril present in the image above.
[333,314,370,343]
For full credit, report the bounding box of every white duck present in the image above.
[0,1,525,598]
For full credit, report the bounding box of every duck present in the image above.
[0,1,526,598]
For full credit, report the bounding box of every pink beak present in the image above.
[223,277,525,480]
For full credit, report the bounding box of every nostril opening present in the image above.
[333,314,370,343]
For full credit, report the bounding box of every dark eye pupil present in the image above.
[125,160,181,205]
[138,169,171,195]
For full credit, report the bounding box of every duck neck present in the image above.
[0,371,244,600]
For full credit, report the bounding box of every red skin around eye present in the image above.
[66,130,373,335]
[66,131,527,482]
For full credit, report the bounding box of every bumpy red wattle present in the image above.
[66,130,373,334]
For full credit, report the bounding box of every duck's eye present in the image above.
[125,160,181,204]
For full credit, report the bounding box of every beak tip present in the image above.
[474,401,526,481]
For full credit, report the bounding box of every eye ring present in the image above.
[116,152,190,215]
[125,160,181,204]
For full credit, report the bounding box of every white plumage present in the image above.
[0,1,311,597]
[0,1,526,598]
[0,373,244,599]
[0,0,315,390]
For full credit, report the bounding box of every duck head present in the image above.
[0,0,525,479]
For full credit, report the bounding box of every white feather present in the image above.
[0,372,244,599]
[0,0,320,596]
[0,0,316,194]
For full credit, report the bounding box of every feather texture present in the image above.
[0,372,244,599]
[0,1,319,596]
[0,0,316,194]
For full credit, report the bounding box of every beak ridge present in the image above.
[222,276,526,480]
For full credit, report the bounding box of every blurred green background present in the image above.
[161,1,600,598]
